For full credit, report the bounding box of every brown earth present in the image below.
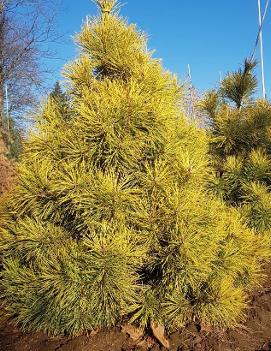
[0,137,7,154]
[0,154,16,196]
[0,137,16,197]
[0,264,271,351]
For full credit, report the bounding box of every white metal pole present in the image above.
[5,83,9,132]
[5,84,8,116]
[187,64,195,120]
[258,0,266,98]
[187,64,191,80]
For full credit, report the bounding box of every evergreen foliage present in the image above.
[49,81,70,121]
[50,82,67,103]
[0,2,270,336]
[220,59,257,108]
[199,60,271,233]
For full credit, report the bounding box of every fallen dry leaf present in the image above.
[89,329,99,336]
[121,324,144,342]
[150,322,170,349]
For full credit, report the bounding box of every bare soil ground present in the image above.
[0,154,16,196]
[0,264,271,351]
[0,138,16,196]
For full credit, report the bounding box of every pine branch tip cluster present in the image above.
[95,0,118,15]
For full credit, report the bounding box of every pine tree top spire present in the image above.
[96,0,117,17]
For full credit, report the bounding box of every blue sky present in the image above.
[49,0,271,97]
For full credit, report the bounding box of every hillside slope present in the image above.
[0,137,16,196]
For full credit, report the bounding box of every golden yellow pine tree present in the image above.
[200,60,271,234]
[0,1,270,336]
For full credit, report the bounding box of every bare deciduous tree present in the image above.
[0,0,60,125]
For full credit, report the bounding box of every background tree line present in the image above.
[0,0,60,158]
